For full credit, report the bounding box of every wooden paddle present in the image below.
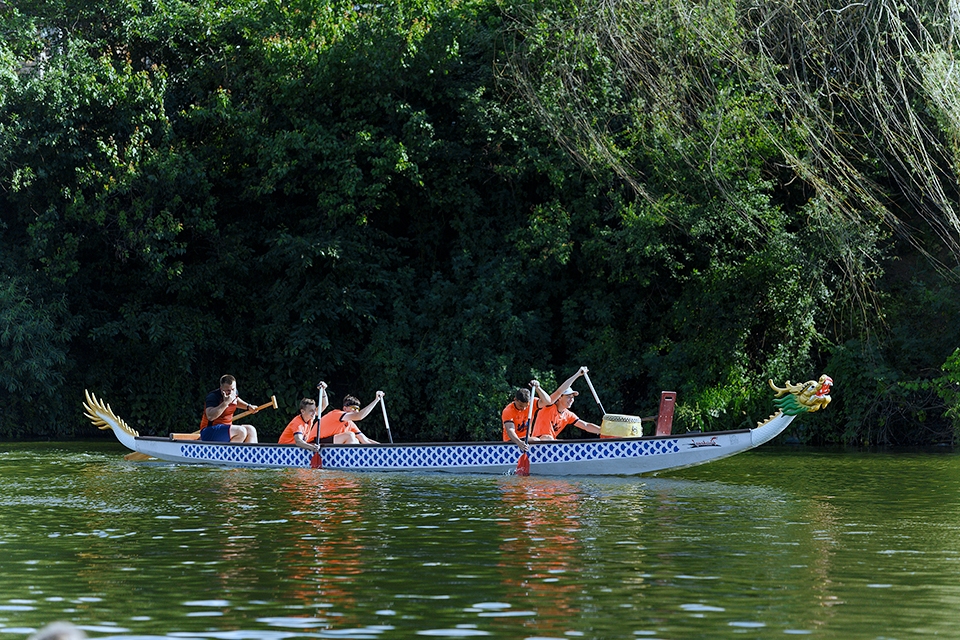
[515,383,536,476]
[231,395,278,422]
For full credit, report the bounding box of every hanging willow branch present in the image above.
[499,0,960,331]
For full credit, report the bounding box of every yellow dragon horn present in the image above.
[83,389,139,438]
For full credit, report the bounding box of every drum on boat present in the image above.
[600,413,644,438]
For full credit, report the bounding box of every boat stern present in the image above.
[83,390,140,452]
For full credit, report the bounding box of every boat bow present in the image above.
[750,410,795,447]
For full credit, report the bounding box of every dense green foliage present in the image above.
[2,0,959,444]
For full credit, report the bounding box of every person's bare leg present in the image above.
[230,425,258,443]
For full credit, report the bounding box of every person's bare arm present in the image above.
[343,391,385,422]
[547,367,588,404]
[293,432,320,452]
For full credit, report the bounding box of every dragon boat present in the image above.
[83,376,832,476]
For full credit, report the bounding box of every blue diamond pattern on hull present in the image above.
[321,439,684,471]
[181,443,311,467]
[324,444,520,470]
[174,437,685,470]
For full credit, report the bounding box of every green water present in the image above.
[0,441,958,639]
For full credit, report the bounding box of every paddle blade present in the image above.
[515,452,529,476]
[310,451,322,469]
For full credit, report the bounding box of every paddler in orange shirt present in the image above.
[530,384,601,441]
[502,382,543,451]
[279,382,329,452]
[278,398,320,451]
[319,391,382,444]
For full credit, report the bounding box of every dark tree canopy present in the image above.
[2,0,960,446]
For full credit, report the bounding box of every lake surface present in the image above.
[0,441,957,639]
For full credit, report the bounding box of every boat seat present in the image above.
[170,433,201,441]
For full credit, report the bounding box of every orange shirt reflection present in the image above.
[496,479,582,634]
[275,470,366,624]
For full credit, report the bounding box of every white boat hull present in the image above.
[114,411,795,475]
[85,380,832,476]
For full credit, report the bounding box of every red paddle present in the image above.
[515,384,536,476]
[310,383,325,469]
[515,449,530,476]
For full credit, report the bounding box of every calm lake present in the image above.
[0,441,957,639]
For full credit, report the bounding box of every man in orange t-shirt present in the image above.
[531,386,601,440]
[279,382,328,450]
[319,391,382,444]
[501,386,539,450]
[279,394,324,452]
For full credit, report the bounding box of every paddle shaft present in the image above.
[232,395,278,422]
[311,385,324,469]
[582,372,606,416]
[524,385,535,446]
[316,386,325,446]
[380,395,394,443]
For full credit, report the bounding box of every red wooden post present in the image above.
[655,391,676,436]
